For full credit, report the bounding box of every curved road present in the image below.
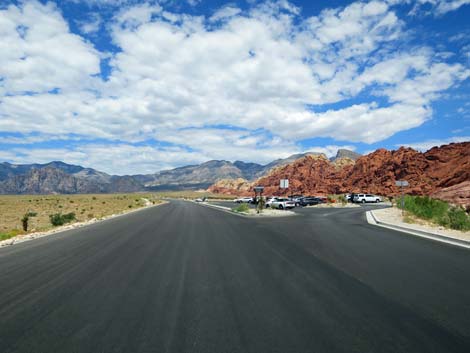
[1,200,470,352]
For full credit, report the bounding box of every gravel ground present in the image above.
[372,207,470,241]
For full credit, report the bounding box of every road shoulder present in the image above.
[367,208,470,249]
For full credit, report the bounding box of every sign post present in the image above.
[280,179,289,189]
[253,186,265,213]
[395,180,409,216]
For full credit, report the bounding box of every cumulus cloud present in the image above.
[0,1,100,95]
[0,0,469,173]
[397,136,470,151]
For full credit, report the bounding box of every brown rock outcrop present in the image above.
[208,178,253,195]
[432,181,470,206]
[208,142,470,202]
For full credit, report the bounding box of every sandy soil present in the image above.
[240,208,296,217]
[372,207,470,241]
[0,200,166,247]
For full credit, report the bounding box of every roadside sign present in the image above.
[395,180,409,215]
[280,179,289,189]
[253,186,264,193]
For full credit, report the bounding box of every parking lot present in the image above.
[206,199,390,215]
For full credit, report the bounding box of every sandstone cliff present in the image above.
[208,142,470,204]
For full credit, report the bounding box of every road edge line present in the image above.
[366,210,470,249]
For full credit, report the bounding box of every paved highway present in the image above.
[1,200,470,352]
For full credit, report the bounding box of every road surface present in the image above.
[1,200,470,352]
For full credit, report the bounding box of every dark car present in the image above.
[299,197,323,206]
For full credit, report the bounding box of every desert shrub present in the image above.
[128,205,133,208]
[27,211,37,217]
[446,207,470,231]
[399,195,448,221]
[234,203,250,213]
[87,213,94,219]
[327,196,336,203]
[92,196,97,200]
[21,214,29,232]
[49,212,76,226]
[338,195,347,205]
[0,230,22,241]
[399,195,470,231]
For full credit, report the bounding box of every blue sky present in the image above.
[0,0,469,174]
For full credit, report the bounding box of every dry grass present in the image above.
[0,193,162,240]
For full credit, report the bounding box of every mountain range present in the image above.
[0,149,360,194]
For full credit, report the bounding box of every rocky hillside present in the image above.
[0,163,142,194]
[0,149,361,194]
[139,150,359,189]
[208,142,470,204]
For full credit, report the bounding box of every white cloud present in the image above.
[0,1,100,95]
[210,6,242,22]
[0,0,469,173]
[398,0,470,15]
[397,136,470,151]
[77,13,102,34]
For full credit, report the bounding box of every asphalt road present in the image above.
[1,200,470,353]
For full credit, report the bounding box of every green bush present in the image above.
[399,195,470,231]
[0,230,22,241]
[399,195,448,220]
[49,212,76,226]
[447,207,470,231]
[233,203,250,213]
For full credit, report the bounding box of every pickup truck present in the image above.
[353,194,382,203]
[270,197,296,210]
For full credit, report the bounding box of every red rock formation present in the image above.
[432,181,470,206]
[208,142,470,203]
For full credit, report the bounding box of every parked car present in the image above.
[289,195,304,206]
[270,197,296,210]
[195,198,203,202]
[234,197,253,203]
[353,194,382,203]
[265,197,278,208]
[299,197,323,206]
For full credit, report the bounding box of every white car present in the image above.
[270,197,296,209]
[265,197,278,208]
[234,197,253,203]
[353,194,382,203]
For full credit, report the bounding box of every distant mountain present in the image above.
[330,149,361,162]
[142,160,264,190]
[0,162,141,194]
[141,151,350,189]
[0,149,362,194]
